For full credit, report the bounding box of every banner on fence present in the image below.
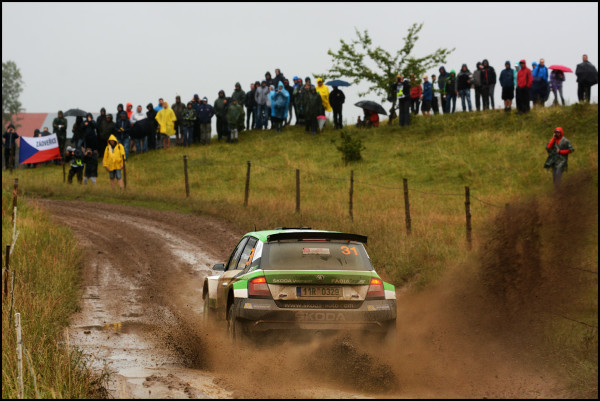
[19,134,62,164]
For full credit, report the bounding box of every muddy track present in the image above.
[36,199,570,399]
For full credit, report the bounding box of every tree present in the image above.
[2,60,24,129]
[317,23,454,102]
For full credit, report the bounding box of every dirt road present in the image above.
[36,199,569,399]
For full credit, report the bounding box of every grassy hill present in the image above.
[2,103,598,397]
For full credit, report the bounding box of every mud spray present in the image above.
[142,170,597,398]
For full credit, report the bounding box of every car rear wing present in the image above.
[266,232,368,244]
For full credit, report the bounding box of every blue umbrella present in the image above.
[325,79,351,87]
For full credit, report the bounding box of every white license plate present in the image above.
[296,286,341,297]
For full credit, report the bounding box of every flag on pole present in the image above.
[19,134,62,164]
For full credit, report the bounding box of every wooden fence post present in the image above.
[3,245,9,301]
[183,155,190,198]
[244,161,251,207]
[295,169,300,213]
[122,155,127,190]
[465,186,472,250]
[16,312,24,399]
[349,170,354,221]
[403,178,412,235]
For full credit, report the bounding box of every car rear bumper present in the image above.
[233,298,396,332]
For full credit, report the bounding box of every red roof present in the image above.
[6,113,49,146]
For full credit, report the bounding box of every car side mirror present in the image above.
[212,263,225,271]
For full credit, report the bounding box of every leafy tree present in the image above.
[317,23,454,102]
[2,60,24,129]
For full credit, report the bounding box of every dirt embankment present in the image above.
[35,181,595,398]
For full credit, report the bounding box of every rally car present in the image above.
[202,228,396,341]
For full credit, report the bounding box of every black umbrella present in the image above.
[355,100,387,115]
[63,108,88,117]
[325,79,351,87]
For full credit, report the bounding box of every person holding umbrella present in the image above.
[549,68,566,106]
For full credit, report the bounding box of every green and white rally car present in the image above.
[202,228,396,340]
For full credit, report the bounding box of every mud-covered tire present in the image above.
[227,302,246,343]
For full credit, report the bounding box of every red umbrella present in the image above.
[549,65,573,73]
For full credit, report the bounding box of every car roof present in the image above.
[244,228,367,244]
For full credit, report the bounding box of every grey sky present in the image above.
[3,2,598,124]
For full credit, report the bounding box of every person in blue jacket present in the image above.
[269,81,290,133]
[421,74,433,116]
[499,61,515,112]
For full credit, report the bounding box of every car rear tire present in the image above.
[227,302,246,343]
[202,292,214,324]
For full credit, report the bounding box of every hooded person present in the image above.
[214,90,229,140]
[315,78,332,114]
[126,103,133,120]
[544,127,574,187]
[181,101,197,147]
[480,59,497,110]
[265,71,273,87]
[146,103,158,150]
[472,62,483,111]
[171,95,186,146]
[516,60,533,114]
[81,112,99,153]
[226,98,243,143]
[304,86,324,135]
[103,134,126,190]
[52,110,68,162]
[269,81,290,133]
[499,60,515,111]
[198,97,215,145]
[457,63,473,112]
[155,101,177,149]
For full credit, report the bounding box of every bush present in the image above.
[332,130,366,165]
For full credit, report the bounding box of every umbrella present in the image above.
[63,108,88,117]
[548,65,573,73]
[325,79,351,87]
[355,100,387,115]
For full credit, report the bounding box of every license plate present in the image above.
[296,286,341,297]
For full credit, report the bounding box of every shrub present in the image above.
[332,130,366,165]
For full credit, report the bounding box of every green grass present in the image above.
[2,103,597,397]
[1,188,109,398]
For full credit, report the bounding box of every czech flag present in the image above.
[19,134,62,164]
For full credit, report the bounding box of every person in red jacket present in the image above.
[409,73,423,115]
[516,60,533,114]
[544,127,574,187]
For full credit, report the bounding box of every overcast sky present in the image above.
[3,2,598,124]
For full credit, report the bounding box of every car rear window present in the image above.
[261,241,373,271]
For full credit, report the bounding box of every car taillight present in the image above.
[248,276,271,298]
[366,277,385,299]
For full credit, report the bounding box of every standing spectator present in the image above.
[245,82,257,130]
[82,113,99,153]
[438,66,450,113]
[499,60,515,112]
[255,81,270,130]
[445,70,457,113]
[72,115,85,149]
[198,97,215,145]
[154,98,164,112]
[421,74,433,117]
[231,83,246,132]
[53,110,68,163]
[126,103,134,120]
[171,95,186,146]
[531,61,550,107]
[101,114,116,157]
[96,107,107,135]
[264,71,273,87]
[191,94,202,144]
[409,73,423,115]
[480,59,497,110]
[575,54,598,103]
[146,103,158,150]
[273,68,286,88]
[103,134,126,191]
[214,90,228,141]
[329,85,346,129]
[430,74,440,115]
[116,103,127,120]
[269,82,290,133]
[266,85,275,129]
[387,75,401,123]
[516,60,533,114]
[115,112,132,158]
[130,105,148,154]
[293,76,305,125]
[155,101,177,150]
[181,101,196,147]
[130,104,145,125]
[472,62,483,111]
[304,86,324,135]
[226,98,243,142]
[315,78,332,119]
[96,109,110,156]
[550,69,566,106]
[544,127,574,187]
[456,64,473,112]
[283,79,294,126]
[397,77,411,126]
[2,123,19,170]
[83,148,98,185]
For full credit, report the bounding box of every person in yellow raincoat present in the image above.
[103,134,126,190]
[155,101,177,149]
[315,78,332,115]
